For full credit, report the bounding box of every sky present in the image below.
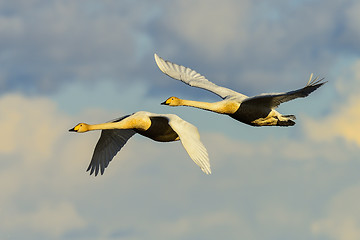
[1,0,360,239]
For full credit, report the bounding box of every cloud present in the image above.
[1,1,360,237]
[335,59,360,97]
[1,89,360,240]
[160,0,251,58]
[0,0,157,93]
[305,95,360,147]
[0,93,89,238]
[1,0,359,98]
[141,210,255,240]
[304,59,360,147]
[312,184,360,240]
[2,202,86,238]
[0,94,68,159]
[340,0,360,51]
[153,0,360,95]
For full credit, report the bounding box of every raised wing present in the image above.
[154,53,242,99]
[165,114,211,174]
[242,74,326,109]
[87,129,136,176]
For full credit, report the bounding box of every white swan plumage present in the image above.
[69,111,211,176]
[155,53,326,127]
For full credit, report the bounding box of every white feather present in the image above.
[154,53,244,100]
[164,114,211,174]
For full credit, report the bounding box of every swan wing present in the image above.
[242,74,326,109]
[87,129,136,176]
[165,114,211,174]
[155,53,242,99]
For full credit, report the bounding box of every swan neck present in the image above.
[180,99,216,110]
[88,123,116,131]
[87,116,151,131]
[179,99,238,114]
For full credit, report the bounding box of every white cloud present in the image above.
[0,15,23,37]
[1,1,360,239]
[0,93,89,238]
[0,0,358,99]
[343,1,360,47]
[0,94,68,161]
[2,202,86,238]
[335,60,360,97]
[304,59,360,147]
[161,0,251,58]
[257,203,306,230]
[1,61,360,239]
[312,184,360,240]
[142,210,255,240]
[0,0,157,93]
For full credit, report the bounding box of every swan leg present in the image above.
[251,110,295,126]
[251,117,278,126]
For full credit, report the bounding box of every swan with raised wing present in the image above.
[155,54,326,127]
[69,111,211,176]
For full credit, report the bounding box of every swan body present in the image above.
[69,111,211,175]
[155,53,326,127]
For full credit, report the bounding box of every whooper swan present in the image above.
[155,54,326,127]
[69,111,211,176]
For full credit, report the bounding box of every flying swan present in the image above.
[155,54,326,127]
[69,111,211,176]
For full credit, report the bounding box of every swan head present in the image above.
[69,123,90,133]
[161,96,181,106]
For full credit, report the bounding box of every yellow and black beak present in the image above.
[160,100,167,105]
[69,127,77,132]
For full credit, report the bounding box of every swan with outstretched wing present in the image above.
[69,111,211,176]
[156,53,326,127]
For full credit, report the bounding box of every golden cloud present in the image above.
[304,95,360,147]
[0,94,69,161]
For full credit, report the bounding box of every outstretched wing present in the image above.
[155,53,243,99]
[87,129,136,176]
[242,74,326,109]
[165,114,211,174]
